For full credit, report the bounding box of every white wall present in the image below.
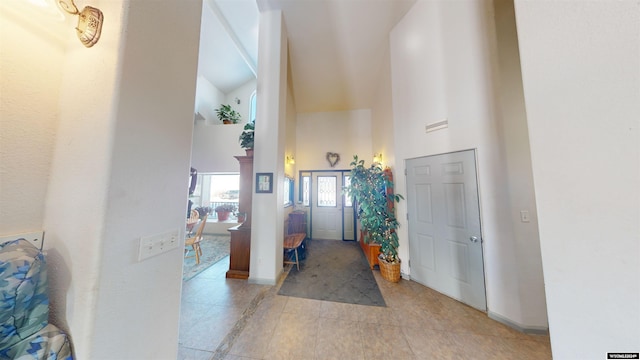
[91,1,201,357]
[0,1,66,235]
[40,0,202,358]
[226,78,257,124]
[45,0,127,352]
[371,49,396,171]
[489,0,547,329]
[390,0,547,330]
[194,76,224,124]
[250,9,288,284]
[283,67,298,221]
[191,121,244,173]
[191,79,256,173]
[193,75,254,126]
[514,1,640,357]
[295,109,373,171]
[1,0,125,356]
[284,75,298,179]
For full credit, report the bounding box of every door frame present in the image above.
[298,169,357,241]
[405,148,487,310]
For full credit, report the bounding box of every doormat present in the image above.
[183,235,230,281]
[278,239,386,307]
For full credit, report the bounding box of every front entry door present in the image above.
[311,172,343,240]
[406,150,487,311]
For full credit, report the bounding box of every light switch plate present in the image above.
[138,229,180,261]
[520,210,530,223]
[0,231,44,250]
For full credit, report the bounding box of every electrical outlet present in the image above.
[0,231,44,250]
[138,229,180,261]
[520,210,530,223]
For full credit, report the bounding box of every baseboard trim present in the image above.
[248,277,276,285]
[248,268,288,286]
[488,311,549,335]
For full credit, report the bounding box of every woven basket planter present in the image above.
[378,258,401,282]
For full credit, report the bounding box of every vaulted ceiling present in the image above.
[199,0,415,113]
[198,0,259,94]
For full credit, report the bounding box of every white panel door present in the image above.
[312,173,343,240]
[407,150,486,311]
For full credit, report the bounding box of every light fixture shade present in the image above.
[373,153,383,165]
[286,156,295,165]
[76,6,102,47]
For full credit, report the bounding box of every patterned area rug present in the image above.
[183,235,230,281]
[278,239,386,307]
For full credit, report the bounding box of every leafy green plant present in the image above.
[344,155,403,263]
[214,203,237,213]
[238,122,254,149]
[215,104,241,124]
[194,206,212,219]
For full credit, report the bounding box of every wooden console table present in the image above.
[359,230,381,270]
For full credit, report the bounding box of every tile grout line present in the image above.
[209,266,292,360]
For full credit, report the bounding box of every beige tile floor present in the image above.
[179,256,551,360]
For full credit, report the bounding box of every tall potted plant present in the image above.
[344,155,403,282]
[215,104,241,124]
[238,122,254,156]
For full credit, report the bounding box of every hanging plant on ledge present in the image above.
[215,104,241,124]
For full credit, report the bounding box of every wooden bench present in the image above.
[283,233,306,270]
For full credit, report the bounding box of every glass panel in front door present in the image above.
[317,176,337,207]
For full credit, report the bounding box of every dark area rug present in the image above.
[278,239,386,307]
[183,235,230,281]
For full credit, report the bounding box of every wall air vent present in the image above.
[425,119,449,133]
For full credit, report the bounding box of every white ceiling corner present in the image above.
[198,0,259,94]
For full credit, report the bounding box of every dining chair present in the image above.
[185,214,207,264]
[186,209,200,235]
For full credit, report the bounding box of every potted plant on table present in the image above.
[344,155,404,282]
[238,122,254,156]
[215,104,241,124]
[214,204,237,221]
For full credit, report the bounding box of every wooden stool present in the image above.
[283,233,305,270]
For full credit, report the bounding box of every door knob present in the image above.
[470,236,479,243]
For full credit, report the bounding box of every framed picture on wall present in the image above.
[256,173,273,193]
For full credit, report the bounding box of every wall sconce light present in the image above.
[286,155,295,165]
[58,0,103,48]
[373,153,383,165]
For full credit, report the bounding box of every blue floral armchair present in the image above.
[0,239,73,359]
